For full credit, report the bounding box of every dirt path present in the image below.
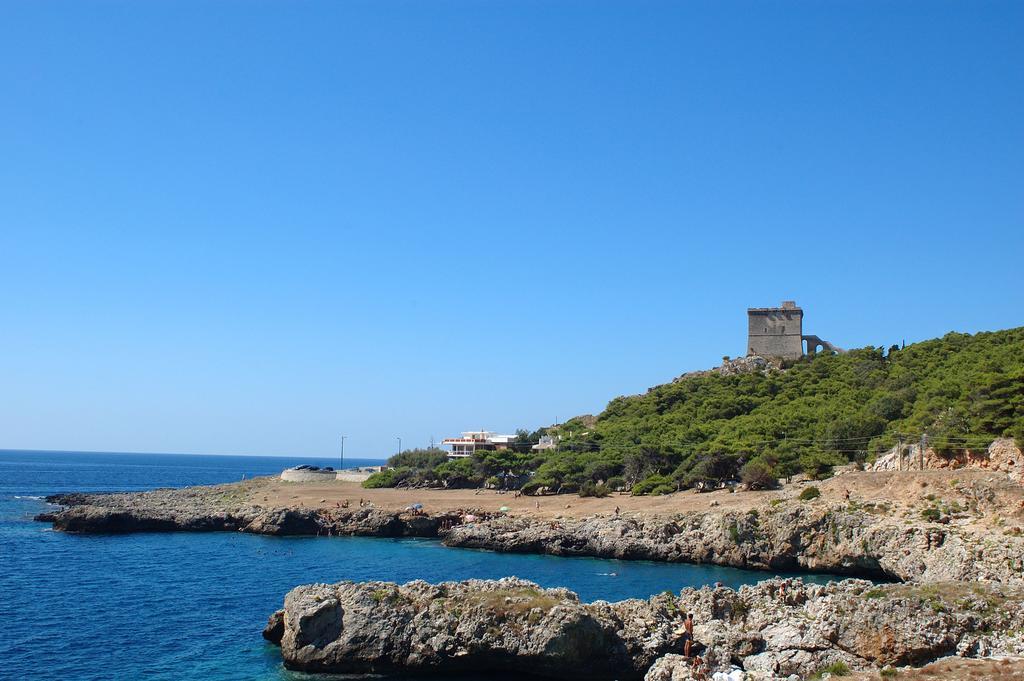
[247,468,1024,529]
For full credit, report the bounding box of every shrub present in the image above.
[521,479,556,496]
[579,481,612,498]
[649,483,677,496]
[387,448,449,470]
[362,467,411,488]
[800,451,844,480]
[799,486,821,501]
[810,661,850,678]
[739,460,778,490]
[921,507,942,522]
[631,474,676,496]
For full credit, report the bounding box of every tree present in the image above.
[799,451,844,480]
[739,460,777,490]
[687,453,739,486]
[387,448,448,470]
[623,445,679,485]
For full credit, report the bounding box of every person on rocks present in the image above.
[683,612,695,657]
[691,654,708,681]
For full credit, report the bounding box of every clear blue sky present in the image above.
[1,1,1021,458]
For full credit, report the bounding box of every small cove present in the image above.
[2,450,842,681]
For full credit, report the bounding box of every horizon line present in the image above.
[0,447,388,462]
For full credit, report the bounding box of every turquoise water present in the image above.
[1,450,836,680]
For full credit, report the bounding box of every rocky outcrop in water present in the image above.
[265,577,1024,680]
[38,488,459,537]
[266,577,686,678]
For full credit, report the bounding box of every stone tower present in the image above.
[747,301,804,359]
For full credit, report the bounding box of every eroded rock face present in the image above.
[262,610,284,643]
[273,577,685,678]
[441,505,1024,584]
[268,578,1024,680]
[871,438,1024,482]
[673,355,780,383]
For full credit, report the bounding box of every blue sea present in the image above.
[1,450,836,680]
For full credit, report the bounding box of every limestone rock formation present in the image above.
[441,504,1024,584]
[870,438,1023,482]
[38,488,457,538]
[269,577,685,678]
[267,578,1024,680]
[673,356,780,383]
[38,485,1024,585]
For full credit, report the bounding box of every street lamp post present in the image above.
[340,435,347,471]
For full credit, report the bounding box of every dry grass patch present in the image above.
[885,582,1024,616]
[469,587,561,617]
[849,658,1024,680]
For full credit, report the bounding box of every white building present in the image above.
[531,435,558,451]
[441,430,517,459]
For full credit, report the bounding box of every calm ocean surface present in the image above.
[0,450,836,680]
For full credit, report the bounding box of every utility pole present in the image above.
[397,437,402,458]
[896,434,903,472]
[340,435,347,471]
[920,433,927,470]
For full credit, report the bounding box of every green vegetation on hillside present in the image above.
[365,328,1024,495]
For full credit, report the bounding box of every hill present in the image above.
[370,327,1024,495]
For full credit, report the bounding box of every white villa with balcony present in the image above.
[441,430,517,459]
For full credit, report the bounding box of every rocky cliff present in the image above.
[264,577,1024,680]
[37,485,1024,585]
[441,504,1024,584]
[871,437,1023,483]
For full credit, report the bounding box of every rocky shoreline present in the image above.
[263,576,1024,680]
[35,478,1024,679]
[37,484,1024,584]
[36,489,457,537]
